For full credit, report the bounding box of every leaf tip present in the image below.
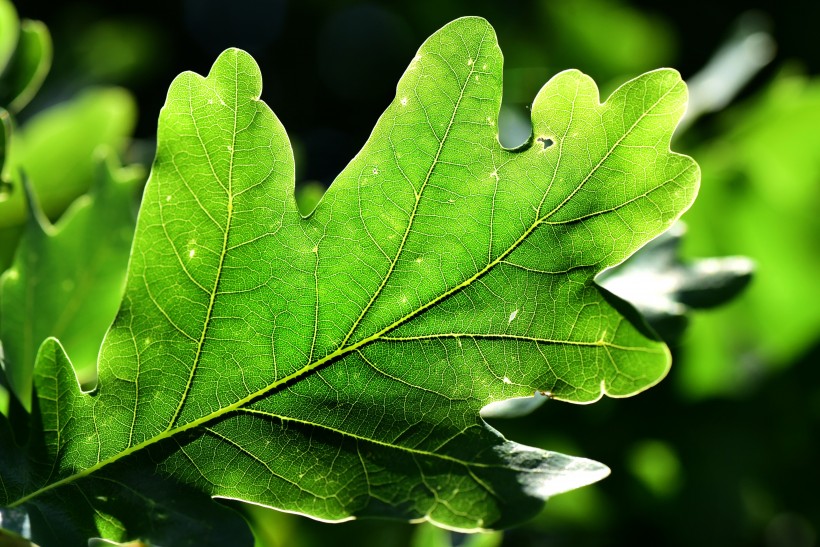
[503,443,611,499]
[19,171,51,235]
[211,47,263,96]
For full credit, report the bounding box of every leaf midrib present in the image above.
[379,333,665,353]
[12,68,679,509]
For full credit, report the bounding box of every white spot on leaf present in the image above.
[400,97,408,106]
[508,309,518,323]
[503,376,512,384]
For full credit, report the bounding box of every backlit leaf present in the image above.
[0,17,698,545]
[1,150,144,410]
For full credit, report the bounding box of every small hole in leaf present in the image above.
[536,137,554,149]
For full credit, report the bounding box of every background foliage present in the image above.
[3,0,819,546]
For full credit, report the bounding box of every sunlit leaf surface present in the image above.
[0,17,698,545]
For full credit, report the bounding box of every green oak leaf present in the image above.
[485,222,752,419]
[0,86,137,271]
[0,87,137,223]
[0,0,54,271]
[1,149,144,411]
[0,17,698,545]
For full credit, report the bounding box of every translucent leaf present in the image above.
[0,150,144,410]
[0,87,137,271]
[0,17,698,545]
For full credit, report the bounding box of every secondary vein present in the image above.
[336,28,489,349]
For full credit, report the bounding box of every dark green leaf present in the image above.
[0,19,52,114]
[598,222,753,342]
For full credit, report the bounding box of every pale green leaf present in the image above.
[538,0,676,83]
[0,17,698,545]
[680,73,820,396]
[0,0,18,75]
[0,150,144,410]
[411,522,502,547]
[0,1,53,270]
[0,87,137,271]
[0,108,16,305]
[411,522,452,547]
[0,87,137,225]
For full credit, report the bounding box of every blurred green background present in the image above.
[6,0,820,545]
